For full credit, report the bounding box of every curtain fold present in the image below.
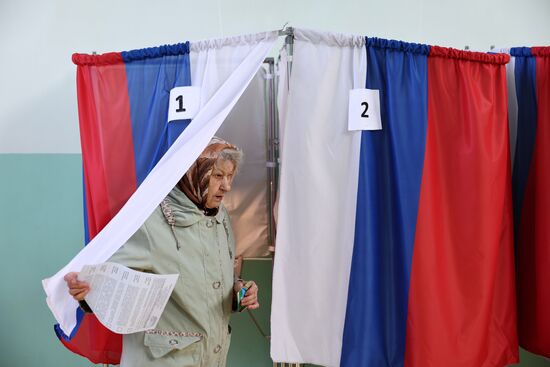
[511,46,550,358]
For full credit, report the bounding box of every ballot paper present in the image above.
[78,262,179,334]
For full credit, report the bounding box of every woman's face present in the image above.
[205,158,236,209]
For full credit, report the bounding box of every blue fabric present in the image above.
[124,52,192,185]
[510,47,534,58]
[366,37,430,55]
[341,38,429,367]
[511,48,538,241]
[54,306,85,340]
[121,42,190,62]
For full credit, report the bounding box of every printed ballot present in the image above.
[78,262,178,334]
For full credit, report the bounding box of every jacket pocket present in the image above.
[144,333,202,359]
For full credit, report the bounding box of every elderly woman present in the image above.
[64,137,259,367]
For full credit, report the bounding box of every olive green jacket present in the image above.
[109,186,236,367]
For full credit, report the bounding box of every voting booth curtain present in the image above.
[43,27,550,367]
[271,29,517,367]
[42,32,277,364]
[509,46,550,359]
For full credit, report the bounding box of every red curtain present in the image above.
[405,47,518,366]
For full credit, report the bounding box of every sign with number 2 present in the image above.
[348,88,382,131]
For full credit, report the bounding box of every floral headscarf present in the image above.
[178,137,239,214]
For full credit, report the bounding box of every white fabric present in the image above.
[271,28,366,367]
[277,46,289,160]
[42,31,277,335]
[504,50,518,168]
[217,68,270,258]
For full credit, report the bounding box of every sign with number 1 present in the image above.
[168,86,201,122]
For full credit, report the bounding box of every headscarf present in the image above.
[178,136,239,214]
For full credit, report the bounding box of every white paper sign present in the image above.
[79,262,179,334]
[348,88,382,131]
[168,86,201,122]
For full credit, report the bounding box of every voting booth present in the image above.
[42,28,550,367]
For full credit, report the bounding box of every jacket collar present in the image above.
[165,186,225,227]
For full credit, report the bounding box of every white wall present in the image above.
[1,0,549,153]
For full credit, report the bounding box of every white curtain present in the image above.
[501,48,518,167]
[43,31,277,335]
[277,46,289,163]
[271,29,366,367]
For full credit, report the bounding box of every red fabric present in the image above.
[62,55,138,364]
[78,61,137,237]
[72,52,124,66]
[60,315,121,364]
[429,45,510,64]
[532,47,550,57]
[517,52,550,357]
[404,52,518,366]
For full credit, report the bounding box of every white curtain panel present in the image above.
[217,68,270,258]
[271,29,366,367]
[277,46,290,163]
[501,49,518,168]
[43,31,277,335]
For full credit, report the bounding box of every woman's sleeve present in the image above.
[108,222,154,272]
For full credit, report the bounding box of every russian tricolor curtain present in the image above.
[42,32,277,364]
[509,46,550,359]
[271,29,517,367]
[57,43,194,363]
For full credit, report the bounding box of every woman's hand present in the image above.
[64,272,90,301]
[237,280,260,310]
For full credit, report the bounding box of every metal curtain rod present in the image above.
[278,26,294,37]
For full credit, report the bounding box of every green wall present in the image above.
[0,154,548,366]
[0,154,91,366]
